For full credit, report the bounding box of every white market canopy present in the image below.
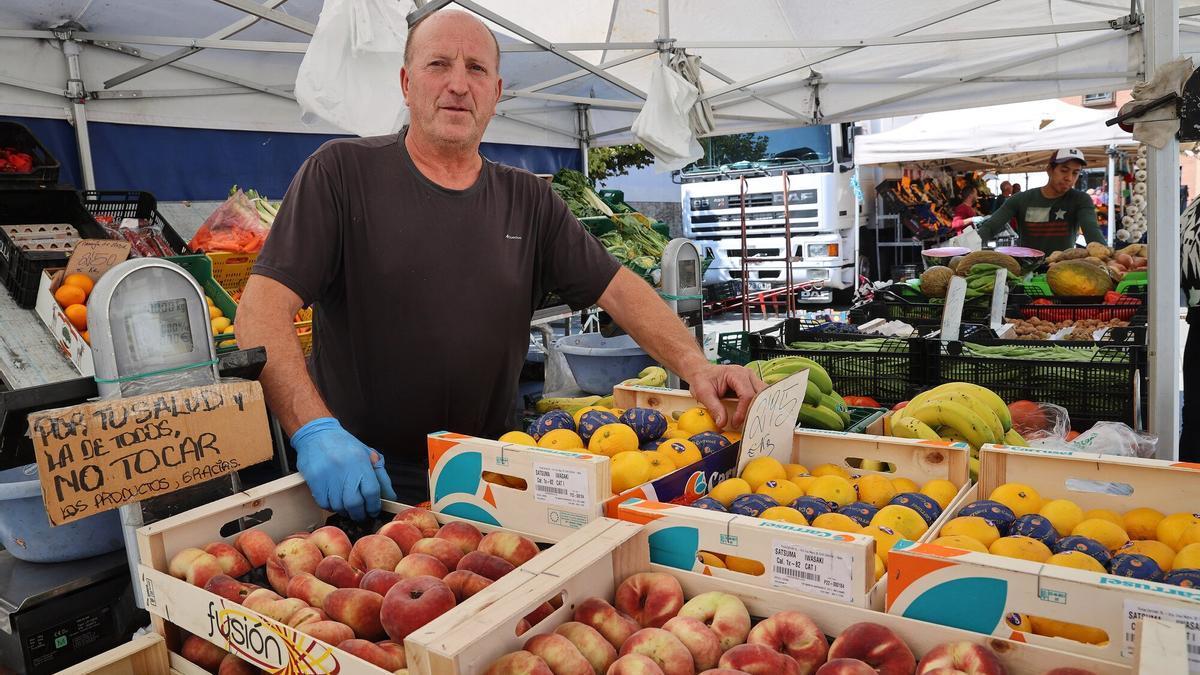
[855,99,1137,171]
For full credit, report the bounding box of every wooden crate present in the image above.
[57,634,171,675]
[887,444,1200,667]
[403,518,1131,675]
[135,473,602,675]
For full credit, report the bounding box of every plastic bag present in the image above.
[1068,422,1158,459]
[189,190,270,254]
[945,224,983,251]
[295,0,412,137]
[631,61,704,173]
[1009,400,1071,442]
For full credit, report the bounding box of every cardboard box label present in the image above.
[738,370,807,474]
[64,239,131,280]
[533,461,590,508]
[1122,599,1200,668]
[28,381,272,525]
[772,538,855,603]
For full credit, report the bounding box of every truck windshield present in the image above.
[682,126,833,180]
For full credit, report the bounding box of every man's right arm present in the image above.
[975,193,1020,242]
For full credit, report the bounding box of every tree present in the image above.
[588,144,655,185]
[696,132,770,166]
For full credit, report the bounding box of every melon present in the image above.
[919,266,955,298]
[1046,259,1114,296]
[954,251,1021,277]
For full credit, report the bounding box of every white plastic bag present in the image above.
[632,61,704,173]
[295,0,414,137]
[946,224,983,251]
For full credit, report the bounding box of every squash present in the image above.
[1046,259,1115,296]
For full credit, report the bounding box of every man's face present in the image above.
[401,14,502,150]
[1048,161,1083,193]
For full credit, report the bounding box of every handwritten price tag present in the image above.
[736,370,807,475]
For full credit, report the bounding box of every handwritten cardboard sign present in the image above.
[736,370,808,475]
[27,380,272,525]
[65,239,131,282]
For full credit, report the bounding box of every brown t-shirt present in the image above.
[252,129,619,498]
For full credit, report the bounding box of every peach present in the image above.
[1040,670,1098,675]
[615,573,685,628]
[555,621,618,675]
[169,548,208,578]
[325,588,386,641]
[361,569,406,596]
[827,623,914,675]
[242,588,281,610]
[376,641,407,669]
[309,526,353,559]
[298,620,355,646]
[395,552,450,579]
[697,671,748,675]
[747,610,828,673]
[619,629,695,675]
[349,535,403,571]
[393,508,440,537]
[718,644,800,675]
[181,635,226,672]
[283,531,311,541]
[286,606,328,628]
[517,618,533,636]
[275,538,324,576]
[234,529,276,568]
[316,555,364,589]
[915,641,1003,675]
[378,521,425,555]
[443,569,493,602]
[381,575,457,642]
[337,639,407,670]
[218,653,257,675]
[525,633,594,675]
[204,542,253,578]
[186,553,225,589]
[815,659,876,675]
[574,597,639,650]
[525,601,557,629]
[243,589,308,625]
[484,651,554,675]
[678,592,751,652]
[478,531,539,567]
[204,574,256,605]
[411,537,466,570]
[287,572,337,609]
[436,520,484,554]
[458,550,516,580]
[266,557,291,595]
[608,654,666,675]
[662,617,721,672]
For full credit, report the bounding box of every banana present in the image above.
[593,395,614,408]
[803,381,823,405]
[819,393,852,425]
[1004,428,1029,447]
[892,416,940,440]
[930,382,1012,432]
[622,366,667,388]
[920,392,1003,442]
[536,395,601,414]
[937,426,968,443]
[760,357,833,394]
[906,400,997,449]
[796,403,844,431]
[744,361,768,378]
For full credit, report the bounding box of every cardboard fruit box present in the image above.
[135,473,603,675]
[887,443,1200,668]
[403,518,1131,675]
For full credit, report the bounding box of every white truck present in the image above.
[679,123,862,304]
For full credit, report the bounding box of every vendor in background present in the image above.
[952,186,979,222]
[236,9,764,519]
[972,149,1104,253]
[994,181,1013,210]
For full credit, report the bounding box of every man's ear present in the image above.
[400,66,410,101]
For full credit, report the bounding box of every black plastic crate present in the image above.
[0,189,110,308]
[0,121,61,186]
[851,289,995,324]
[80,190,189,256]
[925,340,1145,431]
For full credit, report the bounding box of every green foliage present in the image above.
[587,144,655,185]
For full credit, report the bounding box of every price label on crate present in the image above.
[737,370,807,475]
[771,539,854,603]
[532,462,589,509]
[1122,600,1200,669]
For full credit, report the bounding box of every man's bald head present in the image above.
[405,9,500,69]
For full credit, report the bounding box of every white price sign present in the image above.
[1122,600,1200,669]
[771,540,855,602]
[532,462,589,509]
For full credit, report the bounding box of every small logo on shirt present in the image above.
[505,234,523,240]
[1053,209,1067,220]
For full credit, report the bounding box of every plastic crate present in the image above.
[0,121,60,186]
[0,189,109,308]
[79,190,190,256]
[164,255,241,355]
[715,331,750,365]
[1008,294,1147,324]
[855,289,995,324]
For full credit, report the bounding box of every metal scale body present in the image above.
[659,238,704,388]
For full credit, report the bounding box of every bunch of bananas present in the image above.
[962,263,1020,299]
[621,366,667,388]
[744,357,849,431]
[535,367,667,415]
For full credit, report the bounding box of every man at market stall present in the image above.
[973,149,1104,253]
[236,8,765,519]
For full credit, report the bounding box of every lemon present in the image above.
[873,554,886,582]
[697,551,726,568]
[740,456,787,491]
[1157,513,1200,550]
[1178,523,1200,551]
[1005,613,1032,633]
[941,516,1001,548]
[588,423,639,457]
[1123,507,1165,541]
[1072,519,1130,552]
[990,536,1052,562]
[1038,499,1085,537]
[721,430,742,443]
[861,525,903,564]
[890,477,920,494]
[756,479,803,505]
[211,317,232,333]
[1084,509,1124,528]
[791,475,817,494]
[810,463,852,480]
[806,475,856,508]
[784,464,810,481]
[932,535,988,553]
[1046,550,1107,573]
[871,505,928,540]
[725,555,764,575]
[537,429,584,450]
[205,295,215,306]
[677,407,720,435]
[208,305,223,319]
[222,325,235,335]
[708,478,752,507]
[642,451,676,479]
[1029,616,1108,645]
[812,512,863,533]
[920,479,959,510]
[657,439,702,468]
[1118,540,1176,571]
[989,483,1043,517]
[499,430,538,446]
[610,451,652,492]
[856,474,898,508]
[760,506,809,525]
[1174,543,1200,570]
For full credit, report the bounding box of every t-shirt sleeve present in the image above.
[1075,192,1105,244]
[536,184,622,310]
[251,152,343,306]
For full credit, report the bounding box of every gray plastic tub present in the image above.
[554,333,656,395]
[0,463,125,562]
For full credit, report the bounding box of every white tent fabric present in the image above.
[855,99,1136,170]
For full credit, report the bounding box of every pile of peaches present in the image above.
[484,571,1101,675]
[169,507,542,673]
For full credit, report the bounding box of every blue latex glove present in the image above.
[291,417,397,520]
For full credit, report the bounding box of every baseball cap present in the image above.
[1051,148,1087,166]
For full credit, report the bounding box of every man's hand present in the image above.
[683,363,767,430]
[291,417,398,521]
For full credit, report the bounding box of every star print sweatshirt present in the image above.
[975,187,1104,253]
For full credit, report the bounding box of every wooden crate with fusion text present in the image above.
[887,444,1200,669]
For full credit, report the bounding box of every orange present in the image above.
[54,284,86,309]
[81,330,90,345]
[63,304,87,332]
[62,273,94,295]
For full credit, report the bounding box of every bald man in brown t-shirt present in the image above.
[237,9,764,518]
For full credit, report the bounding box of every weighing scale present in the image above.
[659,238,705,389]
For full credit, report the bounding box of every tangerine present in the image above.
[62,273,94,295]
[63,304,87,331]
[54,284,86,308]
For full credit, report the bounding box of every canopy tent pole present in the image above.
[1146,0,1181,458]
[577,105,590,178]
[62,39,96,190]
[1107,145,1118,248]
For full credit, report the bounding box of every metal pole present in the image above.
[1146,0,1181,458]
[62,40,96,190]
[1107,145,1118,247]
[577,105,589,178]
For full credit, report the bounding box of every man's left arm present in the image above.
[1076,193,1105,244]
[596,267,765,429]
